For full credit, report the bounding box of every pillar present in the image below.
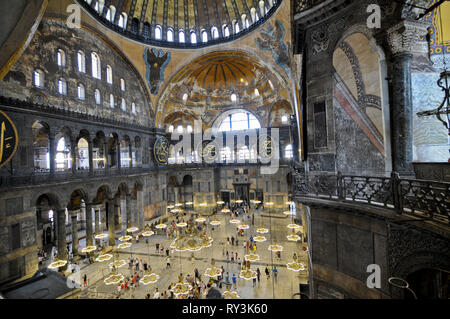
[49,133,56,175]
[385,20,428,176]
[108,198,115,246]
[56,209,67,260]
[131,197,137,227]
[103,140,109,172]
[126,194,132,228]
[137,189,144,230]
[85,203,93,246]
[69,210,79,255]
[88,138,93,175]
[71,137,76,174]
[129,143,133,168]
[94,206,100,245]
[120,196,127,233]
[117,140,121,169]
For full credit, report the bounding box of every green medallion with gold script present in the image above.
[0,110,18,168]
[153,136,169,165]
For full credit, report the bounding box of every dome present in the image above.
[77,0,281,48]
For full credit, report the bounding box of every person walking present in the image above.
[83,274,87,287]
[256,268,261,284]
[231,236,235,245]
[166,256,171,268]
[273,266,278,281]
[232,274,237,289]
[265,266,270,279]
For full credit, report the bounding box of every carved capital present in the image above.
[386,20,428,56]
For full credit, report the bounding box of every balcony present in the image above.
[292,165,450,226]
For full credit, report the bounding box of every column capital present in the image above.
[386,20,429,56]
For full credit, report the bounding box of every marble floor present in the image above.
[54,209,309,299]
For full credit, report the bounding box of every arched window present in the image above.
[186,125,193,133]
[94,89,101,105]
[234,22,240,34]
[120,78,126,91]
[131,18,139,34]
[211,27,219,39]
[201,30,208,43]
[251,8,257,23]
[284,144,293,159]
[94,1,99,12]
[109,94,114,108]
[56,137,71,171]
[221,147,232,162]
[177,125,183,133]
[155,25,162,40]
[34,69,44,88]
[105,8,111,21]
[120,137,131,167]
[142,22,151,39]
[218,111,261,132]
[121,98,126,111]
[106,65,113,84]
[57,78,67,95]
[77,51,86,73]
[77,84,85,100]
[268,0,273,6]
[118,12,127,28]
[179,29,185,43]
[254,88,260,97]
[281,115,288,124]
[76,138,90,170]
[190,32,197,44]
[223,25,230,37]
[182,93,188,102]
[231,93,237,102]
[91,52,101,79]
[238,145,250,161]
[32,121,49,172]
[168,125,174,133]
[57,49,65,67]
[167,28,174,42]
[131,102,136,114]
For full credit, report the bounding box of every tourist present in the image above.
[265,266,270,279]
[273,266,278,280]
[83,274,87,287]
[153,288,160,299]
[166,256,171,268]
[256,268,261,283]
[232,274,237,289]
[231,236,235,245]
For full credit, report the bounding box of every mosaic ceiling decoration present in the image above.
[77,0,281,48]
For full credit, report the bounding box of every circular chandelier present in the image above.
[217,201,225,205]
[109,259,126,268]
[80,245,97,253]
[238,224,249,230]
[223,290,241,299]
[244,253,260,262]
[169,233,213,252]
[265,202,274,206]
[104,273,124,285]
[204,266,222,278]
[287,261,306,272]
[195,217,206,223]
[287,234,301,242]
[221,208,231,213]
[118,235,132,242]
[170,282,193,296]
[175,203,183,207]
[171,208,182,213]
[185,201,193,205]
[251,200,261,204]
[48,260,67,270]
[256,227,269,234]
[167,205,175,209]
[199,203,207,207]
[95,254,113,262]
[235,200,243,204]
[127,227,138,233]
[230,219,241,224]
[117,242,132,249]
[210,220,221,226]
[239,269,257,281]
[287,224,301,230]
[142,230,154,237]
[283,211,295,216]
[94,233,108,239]
[253,235,267,242]
[155,222,167,229]
[176,222,188,228]
[141,273,160,285]
[268,244,284,252]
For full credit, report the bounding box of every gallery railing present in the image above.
[293,167,450,226]
[294,0,329,14]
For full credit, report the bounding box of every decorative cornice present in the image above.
[386,20,429,56]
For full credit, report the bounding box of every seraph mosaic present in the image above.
[255,20,292,77]
[144,48,171,95]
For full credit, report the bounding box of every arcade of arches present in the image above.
[0,0,448,300]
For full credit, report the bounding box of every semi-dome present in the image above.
[77,0,281,48]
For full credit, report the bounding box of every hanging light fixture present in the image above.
[283,211,295,216]
[286,261,306,272]
[253,235,267,242]
[142,230,154,237]
[223,289,241,299]
[118,235,132,242]
[268,240,284,252]
[176,222,188,228]
[95,254,113,262]
[244,253,260,262]
[287,223,301,230]
[117,242,132,249]
[195,217,206,223]
[109,259,126,268]
[127,226,138,233]
[239,268,258,280]
[141,273,160,285]
[238,224,249,230]
[287,234,301,242]
[48,259,68,270]
[221,208,231,213]
[80,245,97,253]
[94,233,108,239]
[204,259,222,278]
[170,282,193,296]
[256,227,269,234]
[210,220,221,226]
[230,219,241,224]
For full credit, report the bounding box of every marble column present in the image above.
[56,209,67,260]
[107,198,115,246]
[126,194,132,228]
[69,210,79,255]
[117,140,121,170]
[103,140,109,172]
[94,206,100,246]
[88,138,93,175]
[129,143,133,168]
[49,133,56,175]
[137,189,144,230]
[120,197,127,233]
[70,137,76,174]
[386,20,428,176]
[85,203,93,246]
[131,197,137,227]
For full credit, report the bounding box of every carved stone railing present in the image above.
[294,0,329,14]
[0,167,149,189]
[293,166,450,226]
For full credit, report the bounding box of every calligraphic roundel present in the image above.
[0,110,18,168]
